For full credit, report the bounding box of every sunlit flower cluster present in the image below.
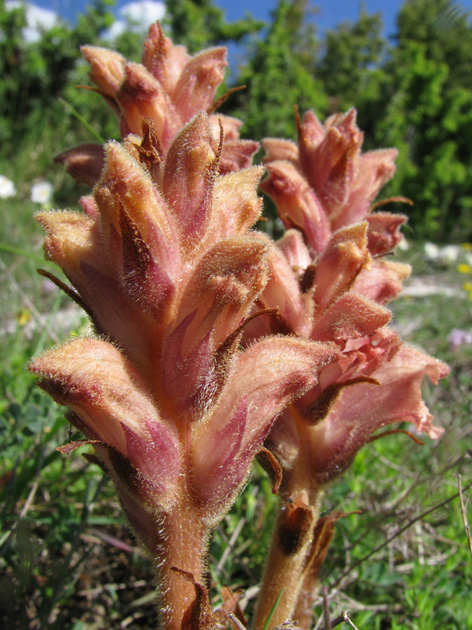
[28,23,449,630]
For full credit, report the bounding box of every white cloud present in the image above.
[5,1,59,43]
[103,1,166,41]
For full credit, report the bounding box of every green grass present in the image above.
[1,131,471,628]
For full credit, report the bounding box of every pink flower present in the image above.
[262,108,404,257]
[55,23,258,186]
[249,108,449,495]
[31,113,340,534]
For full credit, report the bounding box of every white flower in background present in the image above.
[31,180,53,204]
[424,242,439,259]
[0,175,17,199]
[397,238,410,251]
[441,244,460,262]
[103,1,165,40]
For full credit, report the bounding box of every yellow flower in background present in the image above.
[462,282,472,301]
[457,263,472,274]
[17,309,31,326]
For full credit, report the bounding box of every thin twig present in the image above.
[322,586,331,630]
[330,481,472,589]
[215,517,246,576]
[343,611,359,630]
[19,446,46,519]
[458,475,472,562]
[229,613,247,630]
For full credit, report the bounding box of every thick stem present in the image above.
[155,500,212,630]
[292,508,341,630]
[253,489,323,630]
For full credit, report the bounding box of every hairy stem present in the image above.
[254,488,323,630]
[155,501,213,630]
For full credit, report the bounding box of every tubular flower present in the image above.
[30,112,340,630]
[55,22,258,186]
[252,109,449,630]
[256,110,448,497]
[251,219,446,500]
[262,108,405,257]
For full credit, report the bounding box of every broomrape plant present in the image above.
[29,23,448,630]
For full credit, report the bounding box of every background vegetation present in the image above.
[1,0,471,628]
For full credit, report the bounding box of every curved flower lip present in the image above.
[303,345,449,485]
[81,45,126,97]
[312,222,370,310]
[310,292,391,343]
[353,259,411,305]
[263,137,299,164]
[191,335,341,520]
[168,234,271,359]
[54,144,105,188]
[276,229,312,274]
[261,160,330,255]
[29,337,181,505]
[210,165,264,239]
[171,46,227,120]
[366,212,408,256]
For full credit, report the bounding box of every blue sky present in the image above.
[8,0,472,44]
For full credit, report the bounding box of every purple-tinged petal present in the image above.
[210,166,264,239]
[311,293,391,342]
[95,141,180,309]
[219,140,260,173]
[29,338,178,455]
[299,109,361,196]
[366,212,408,256]
[259,245,312,336]
[172,47,227,120]
[175,235,270,351]
[81,45,126,97]
[142,22,190,93]
[162,113,217,250]
[192,336,340,518]
[276,229,312,275]
[305,346,449,484]
[261,161,331,254]
[263,138,299,164]
[116,62,179,143]
[313,223,370,310]
[162,312,212,412]
[353,260,411,305]
[337,149,398,229]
